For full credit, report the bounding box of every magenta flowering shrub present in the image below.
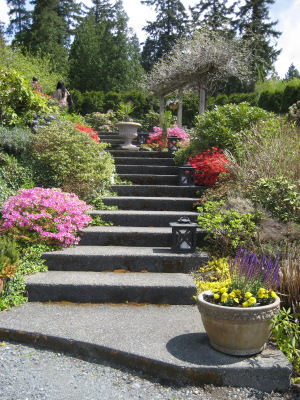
[2,187,92,247]
[148,124,190,150]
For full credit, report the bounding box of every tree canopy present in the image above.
[145,29,251,97]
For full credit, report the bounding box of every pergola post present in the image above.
[159,95,165,126]
[177,86,183,127]
[199,87,206,115]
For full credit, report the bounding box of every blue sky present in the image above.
[0,0,298,78]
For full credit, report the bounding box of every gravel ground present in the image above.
[0,341,299,400]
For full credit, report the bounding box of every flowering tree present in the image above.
[2,187,92,248]
[144,29,252,121]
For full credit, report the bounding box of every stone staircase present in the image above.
[1,132,292,391]
[25,132,208,306]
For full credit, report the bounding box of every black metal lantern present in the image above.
[167,136,182,153]
[178,163,196,186]
[170,216,198,253]
[137,132,149,146]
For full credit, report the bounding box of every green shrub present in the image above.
[140,109,160,132]
[197,200,262,257]
[207,93,258,110]
[288,100,300,126]
[29,118,115,200]
[281,79,300,113]
[0,152,35,209]
[251,177,300,223]
[81,91,105,115]
[228,118,300,192]
[85,110,118,131]
[0,236,19,278]
[271,307,300,375]
[0,47,65,94]
[103,91,122,112]
[0,69,50,126]
[257,90,283,113]
[189,103,272,160]
[0,126,33,154]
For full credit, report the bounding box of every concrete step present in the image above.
[89,210,199,226]
[110,184,205,198]
[100,138,124,145]
[42,246,208,273]
[102,196,199,211]
[24,271,197,305]
[79,226,206,247]
[116,165,178,175]
[0,303,292,391]
[118,174,178,185]
[114,157,175,166]
[98,134,120,140]
[109,150,174,159]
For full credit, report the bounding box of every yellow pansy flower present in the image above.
[244,292,252,299]
[220,287,228,293]
[242,301,249,307]
[221,293,229,302]
[248,297,257,305]
[213,294,220,300]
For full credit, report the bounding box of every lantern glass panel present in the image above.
[137,132,149,145]
[170,219,197,253]
[178,164,195,186]
[167,136,181,153]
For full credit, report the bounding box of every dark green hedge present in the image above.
[69,90,158,120]
[258,79,300,114]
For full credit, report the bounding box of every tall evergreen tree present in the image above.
[284,63,300,81]
[0,22,6,47]
[189,0,236,35]
[141,0,188,71]
[57,0,83,48]
[6,0,30,36]
[235,0,281,88]
[68,0,143,92]
[17,0,81,74]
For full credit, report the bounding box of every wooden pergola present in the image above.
[144,30,251,126]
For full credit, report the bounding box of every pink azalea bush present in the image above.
[2,187,92,247]
[148,125,190,150]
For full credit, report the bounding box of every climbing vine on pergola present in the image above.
[144,29,252,125]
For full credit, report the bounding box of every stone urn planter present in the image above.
[197,290,280,356]
[116,121,141,150]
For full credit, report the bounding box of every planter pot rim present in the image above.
[116,121,141,128]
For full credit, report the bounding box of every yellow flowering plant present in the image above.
[209,286,278,308]
[204,248,280,308]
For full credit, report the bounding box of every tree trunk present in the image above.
[177,86,183,127]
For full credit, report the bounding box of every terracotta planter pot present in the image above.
[197,290,280,356]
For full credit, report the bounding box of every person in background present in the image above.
[53,80,71,110]
[30,76,44,93]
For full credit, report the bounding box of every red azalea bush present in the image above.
[188,147,230,186]
[74,123,99,142]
